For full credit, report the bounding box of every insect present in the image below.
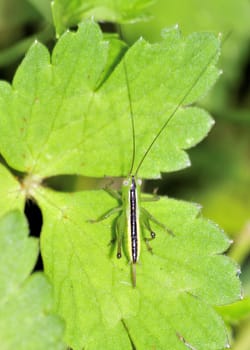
[90,27,222,287]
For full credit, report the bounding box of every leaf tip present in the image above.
[218,32,223,40]
[236,267,241,277]
[194,202,203,211]
[219,69,223,76]
[210,118,215,127]
[161,23,181,40]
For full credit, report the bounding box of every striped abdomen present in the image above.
[128,176,140,263]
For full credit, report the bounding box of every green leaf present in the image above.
[123,0,250,40]
[0,163,24,216]
[218,297,250,324]
[26,0,53,23]
[52,0,156,36]
[0,210,65,350]
[0,21,220,179]
[37,187,241,349]
[0,20,239,348]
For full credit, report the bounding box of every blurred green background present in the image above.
[0,0,249,348]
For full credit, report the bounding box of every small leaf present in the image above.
[26,0,53,23]
[52,0,156,36]
[0,163,24,216]
[37,187,241,349]
[0,21,220,179]
[218,297,250,324]
[0,21,109,176]
[0,210,65,349]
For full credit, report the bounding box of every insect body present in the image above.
[120,175,172,286]
[123,176,142,286]
[91,28,221,287]
[91,174,173,287]
[124,176,141,264]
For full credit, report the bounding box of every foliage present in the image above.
[38,187,240,349]
[0,18,242,349]
[52,0,156,36]
[0,210,65,349]
[0,21,219,179]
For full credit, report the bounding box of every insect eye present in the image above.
[123,179,129,186]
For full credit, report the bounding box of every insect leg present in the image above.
[115,212,137,287]
[104,188,122,200]
[141,188,160,202]
[132,263,136,288]
[141,195,160,202]
[141,207,174,236]
[115,213,125,259]
[88,206,122,223]
[141,212,156,254]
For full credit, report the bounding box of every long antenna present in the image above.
[117,24,136,176]
[134,31,230,176]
